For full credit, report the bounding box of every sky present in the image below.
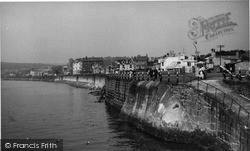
[0,1,249,64]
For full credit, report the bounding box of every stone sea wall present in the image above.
[104,76,250,151]
[55,74,106,89]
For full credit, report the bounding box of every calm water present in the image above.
[2,81,191,151]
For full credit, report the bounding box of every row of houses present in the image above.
[205,49,249,73]
[63,49,249,76]
[63,55,150,75]
[64,54,196,75]
[63,57,104,75]
[29,68,54,77]
[116,55,149,73]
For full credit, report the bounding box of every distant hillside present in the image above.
[1,62,57,72]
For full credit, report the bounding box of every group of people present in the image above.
[147,68,162,81]
[125,69,162,81]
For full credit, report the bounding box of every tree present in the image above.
[51,66,63,76]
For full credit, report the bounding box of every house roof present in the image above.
[166,61,179,69]
[133,56,148,61]
[221,56,240,60]
[206,55,240,60]
[175,64,182,69]
[116,58,130,61]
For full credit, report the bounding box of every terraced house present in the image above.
[69,57,104,75]
[116,57,134,73]
[133,55,148,71]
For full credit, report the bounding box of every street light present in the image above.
[193,41,199,76]
[193,41,198,61]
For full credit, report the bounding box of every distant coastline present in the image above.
[1,77,55,82]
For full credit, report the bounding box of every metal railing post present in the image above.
[247,113,250,128]
[214,88,217,99]
[168,72,170,83]
[223,93,225,106]
[124,79,126,101]
[183,73,185,83]
[197,78,199,90]
[247,113,250,151]
[238,106,241,122]
[176,72,179,84]
[215,102,218,135]
[230,100,233,110]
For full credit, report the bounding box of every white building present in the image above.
[30,69,43,77]
[158,54,195,73]
[180,56,196,73]
[73,60,82,75]
[116,58,134,73]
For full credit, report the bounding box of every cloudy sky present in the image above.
[1,1,249,64]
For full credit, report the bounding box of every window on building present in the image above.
[187,62,191,66]
[130,64,132,68]
[162,62,164,66]
[123,65,125,69]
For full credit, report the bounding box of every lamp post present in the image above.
[193,41,199,76]
[193,41,198,60]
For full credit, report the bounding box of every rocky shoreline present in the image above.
[54,80,105,102]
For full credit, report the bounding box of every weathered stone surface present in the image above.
[104,77,250,151]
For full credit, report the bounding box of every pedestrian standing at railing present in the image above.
[158,70,162,82]
[149,69,154,80]
[147,69,150,81]
[153,69,158,81]
[132,70,136,80]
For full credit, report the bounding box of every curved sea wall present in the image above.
[104,76,249,151]
[55,74,106,89]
